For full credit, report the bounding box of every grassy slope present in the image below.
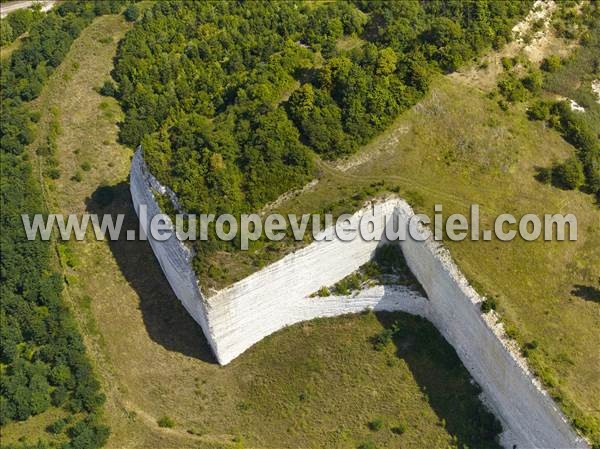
[0,407,71,447]
[20,13,506,449]
[0,34,22,60]
[271,73,600,439]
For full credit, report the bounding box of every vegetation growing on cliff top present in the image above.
[113,0,531,284]
[312,244,425,297]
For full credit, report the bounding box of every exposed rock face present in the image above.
[130,148,588,449]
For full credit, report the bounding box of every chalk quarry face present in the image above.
[130,149,589,449]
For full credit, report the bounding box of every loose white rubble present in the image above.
[130,148,589,449]
[592,80,600,104]
[569,99,586,112]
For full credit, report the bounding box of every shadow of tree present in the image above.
[571,284,600,303]
[86,181,216,363]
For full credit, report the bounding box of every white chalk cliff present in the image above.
[130,148,588,449]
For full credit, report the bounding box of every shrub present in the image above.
[498,75,528,102]
[527,100,551,121]
[237,400,251,411]
[552,157,585,190]
[531,17,545,33]
[541,55,561,72]
[497,99,509,111]
[500,56,514,71]
[47,418,68,434]
[522,340,539,358]
[29,110,41,123]
[124,4,140,22]
[81,161,92,171]
[368,418,384,431]
[99,80,116,97]
[361,261,381,278]
[317,286,330,297]
[371,329,393,351]
[522,69,543,92]
[331,272,363,295]
[480,297,497,313]
[46,168,61,179]
[391,421,407,435]
[357,442,377,449]
[157,415,175,428]
[71,171,83,183]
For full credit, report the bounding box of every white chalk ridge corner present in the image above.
[131,148,589,449]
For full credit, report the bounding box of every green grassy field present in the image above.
[0,35,22,61]
[0,407,71,447]
[7,7,599,449]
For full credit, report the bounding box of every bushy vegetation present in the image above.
[530,101,599,194]
[157,415,175,429]
[496,55,544,105]
[480,297,498,314]
[552,156,586,190]
[98,80,116,97]
[113,0,531,274]
[367,418,384,431]
[542,4,599,198]
[1,2,126,448]
[122,4,139,23]
[498,1,599,198]
[317,244,425,297]
[0,6,44,47]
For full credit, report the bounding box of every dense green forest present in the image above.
[113,0,531,275]
[1,2,126,448]
[0,6,45,47]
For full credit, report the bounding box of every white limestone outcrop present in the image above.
[130,148,588,449]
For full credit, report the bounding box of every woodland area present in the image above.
[1,2,126,448]
[113,0,532,275]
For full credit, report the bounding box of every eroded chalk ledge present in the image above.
[130,148,589,449]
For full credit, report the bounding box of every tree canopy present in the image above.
[113,0,531,278]
[113,1,531,208]
[1,2,125,448]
